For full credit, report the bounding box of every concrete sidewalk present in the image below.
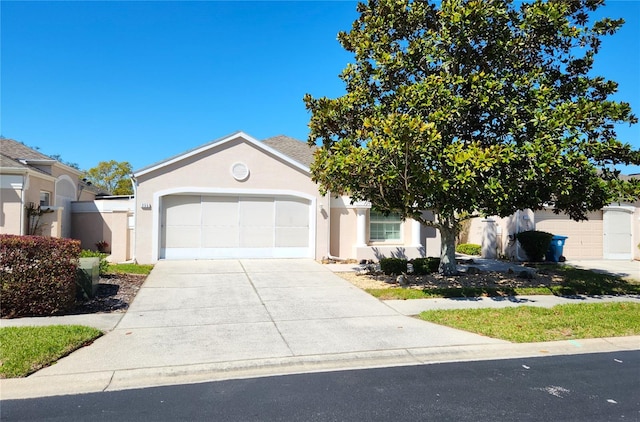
[2,258,639,400]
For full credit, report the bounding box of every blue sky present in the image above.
[2,1,639,174]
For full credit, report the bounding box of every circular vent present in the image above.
[231,162,250,181]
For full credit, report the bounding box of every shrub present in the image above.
[456,243,481,256]
[95,240,109,253]
[379,258,408,275]
[1,235,81,318]
[411,257,441,274]
[79,249,109,275]
[515,230,553,262]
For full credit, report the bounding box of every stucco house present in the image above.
[129,131,440,264]
[466,196,640,261]
[4,133,638,264]
[0,138,99,238]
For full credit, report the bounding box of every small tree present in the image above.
[25,203,54,235]
[304,0,640,275]
[84,160,133,195]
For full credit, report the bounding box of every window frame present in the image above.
[369,209,403,243]
[39,191,51,207]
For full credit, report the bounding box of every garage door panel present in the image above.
[202,197,238,226]
[164,195,201,222]
[164,227,201,248]
[202,227,239,248]
[276,227,309,247]
[240,198,274,227]
[276,199,309,227]
[240,226,274,248]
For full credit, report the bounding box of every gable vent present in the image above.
[231,162,250,181]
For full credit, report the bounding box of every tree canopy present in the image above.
[84,160,133,195]
[304,0,640,274]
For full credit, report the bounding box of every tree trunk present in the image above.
[438,217,458,276]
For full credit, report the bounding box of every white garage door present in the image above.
[534,210,603,259]
[161,195,312,259]
[603,208,633,260]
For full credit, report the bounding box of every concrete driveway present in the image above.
[566,259,640,280]
[5,258,639,400]
[31,259,504,377]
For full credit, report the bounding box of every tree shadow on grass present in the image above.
[549,267,640,297]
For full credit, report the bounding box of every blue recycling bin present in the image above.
[546,235,568,262]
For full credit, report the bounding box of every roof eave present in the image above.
[133,131,310,178]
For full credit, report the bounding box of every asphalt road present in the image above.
[2,351,638,421]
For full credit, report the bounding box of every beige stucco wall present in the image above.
[329,197,441,261]
[134,137,329,264]
[71,199,134,262]
[71,197,135,262]
[467,210,536,260]
[0,187,23,234]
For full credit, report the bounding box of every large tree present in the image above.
[304,0,640,274]
[84,160,133,195]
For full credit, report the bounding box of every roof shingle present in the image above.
[262,135,317,168]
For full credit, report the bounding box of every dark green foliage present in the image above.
[411,257,441,275]
[1,235,81,317]
[516,230,553,262]
[304,0,640,275]
[79,249,109,275]
[380,258,408,275]
[456,243,481,256]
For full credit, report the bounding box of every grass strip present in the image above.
[366,286,551,300]
[418,302,640,343]
[108,263,154,275]
[0,325,102,378]
[366,266,640,300]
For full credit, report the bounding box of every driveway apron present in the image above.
[34,260,505,377]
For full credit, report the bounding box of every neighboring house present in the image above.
[467,193,640,261]
[0,138,99,238]
[129,131,440,264]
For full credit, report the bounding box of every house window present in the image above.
[369,210,402,241]
[39,191,50,207]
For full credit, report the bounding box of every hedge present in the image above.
[1,235,81,318]
[379,258,408,275]
[380,257,441,275]
[515,230,553,262]
[411,257,441,274]
[456,243,481,256]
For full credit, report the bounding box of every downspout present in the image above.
[130,174,137,263]
[19,174,27,235]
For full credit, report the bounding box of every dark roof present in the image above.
[262,135,317,168]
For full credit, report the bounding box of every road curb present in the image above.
[3,336,638,400]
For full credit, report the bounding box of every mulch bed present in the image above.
[71,273,146,315]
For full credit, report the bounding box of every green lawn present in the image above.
[107,263,154,275]
[367,265,640,300]
[419,302,640,343]
[0,325,102,378]
[367,286,551,300]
